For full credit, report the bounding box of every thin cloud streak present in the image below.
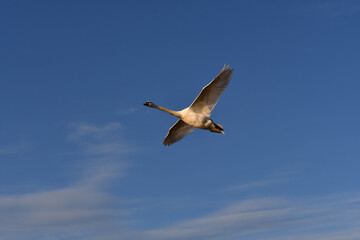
[225,178,287,191]
[0,122,134,240]
[0,163,130,240]
[2,122,360,240]
[0,142,31,155]
[68,122,135,156]
[143,194,360,240]
[0,146,17,154]
[116,107,138,115]
[2,182,359,240]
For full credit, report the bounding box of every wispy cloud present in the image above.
[2,122,360,240]
[144,194,360,240]
[3,184,358,240]
[0,146,18,154]
[0,163,131,240]
[0,122,135,240]
[0,142,31,155]
[224,172,296,192]
[68,122,134,156]
[225,178,287,191]
[116,107,138,115]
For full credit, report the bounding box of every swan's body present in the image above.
[178,108,211,129]
[144,65,233,146]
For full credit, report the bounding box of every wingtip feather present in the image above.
[222,64,233,73]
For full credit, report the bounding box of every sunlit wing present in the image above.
[189,65,233,117]
[163,120,195,146]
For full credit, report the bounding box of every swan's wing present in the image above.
[163,120,195,146]
[189,65,233,117]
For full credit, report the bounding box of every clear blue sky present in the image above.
[1,1,360,239]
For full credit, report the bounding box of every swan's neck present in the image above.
[151,104,180,118]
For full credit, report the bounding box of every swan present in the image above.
[144,65,233,146]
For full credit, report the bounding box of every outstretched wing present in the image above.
[163,120,195,146]
[189,65,233,117]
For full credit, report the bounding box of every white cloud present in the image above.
[0,122,134,240]
[116,107,138,115]
[68,122,134,156]
[2,122,360,240]
[69,122,122,139]
[0,163,130,240]
[0,146,17,154]
[225,172,297,192]
[0,142,31,155]
[143,194,360,240]
[3,184,359,240]
[225,178,287,191]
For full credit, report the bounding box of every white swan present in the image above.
[144,65,233,146]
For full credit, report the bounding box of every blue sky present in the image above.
[1,0,360,239]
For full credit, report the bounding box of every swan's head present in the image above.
[210,122,224,134]
[143,101,155,107]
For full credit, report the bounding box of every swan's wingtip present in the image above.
[222,64,233,72]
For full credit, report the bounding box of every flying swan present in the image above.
[144,65,233,146]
